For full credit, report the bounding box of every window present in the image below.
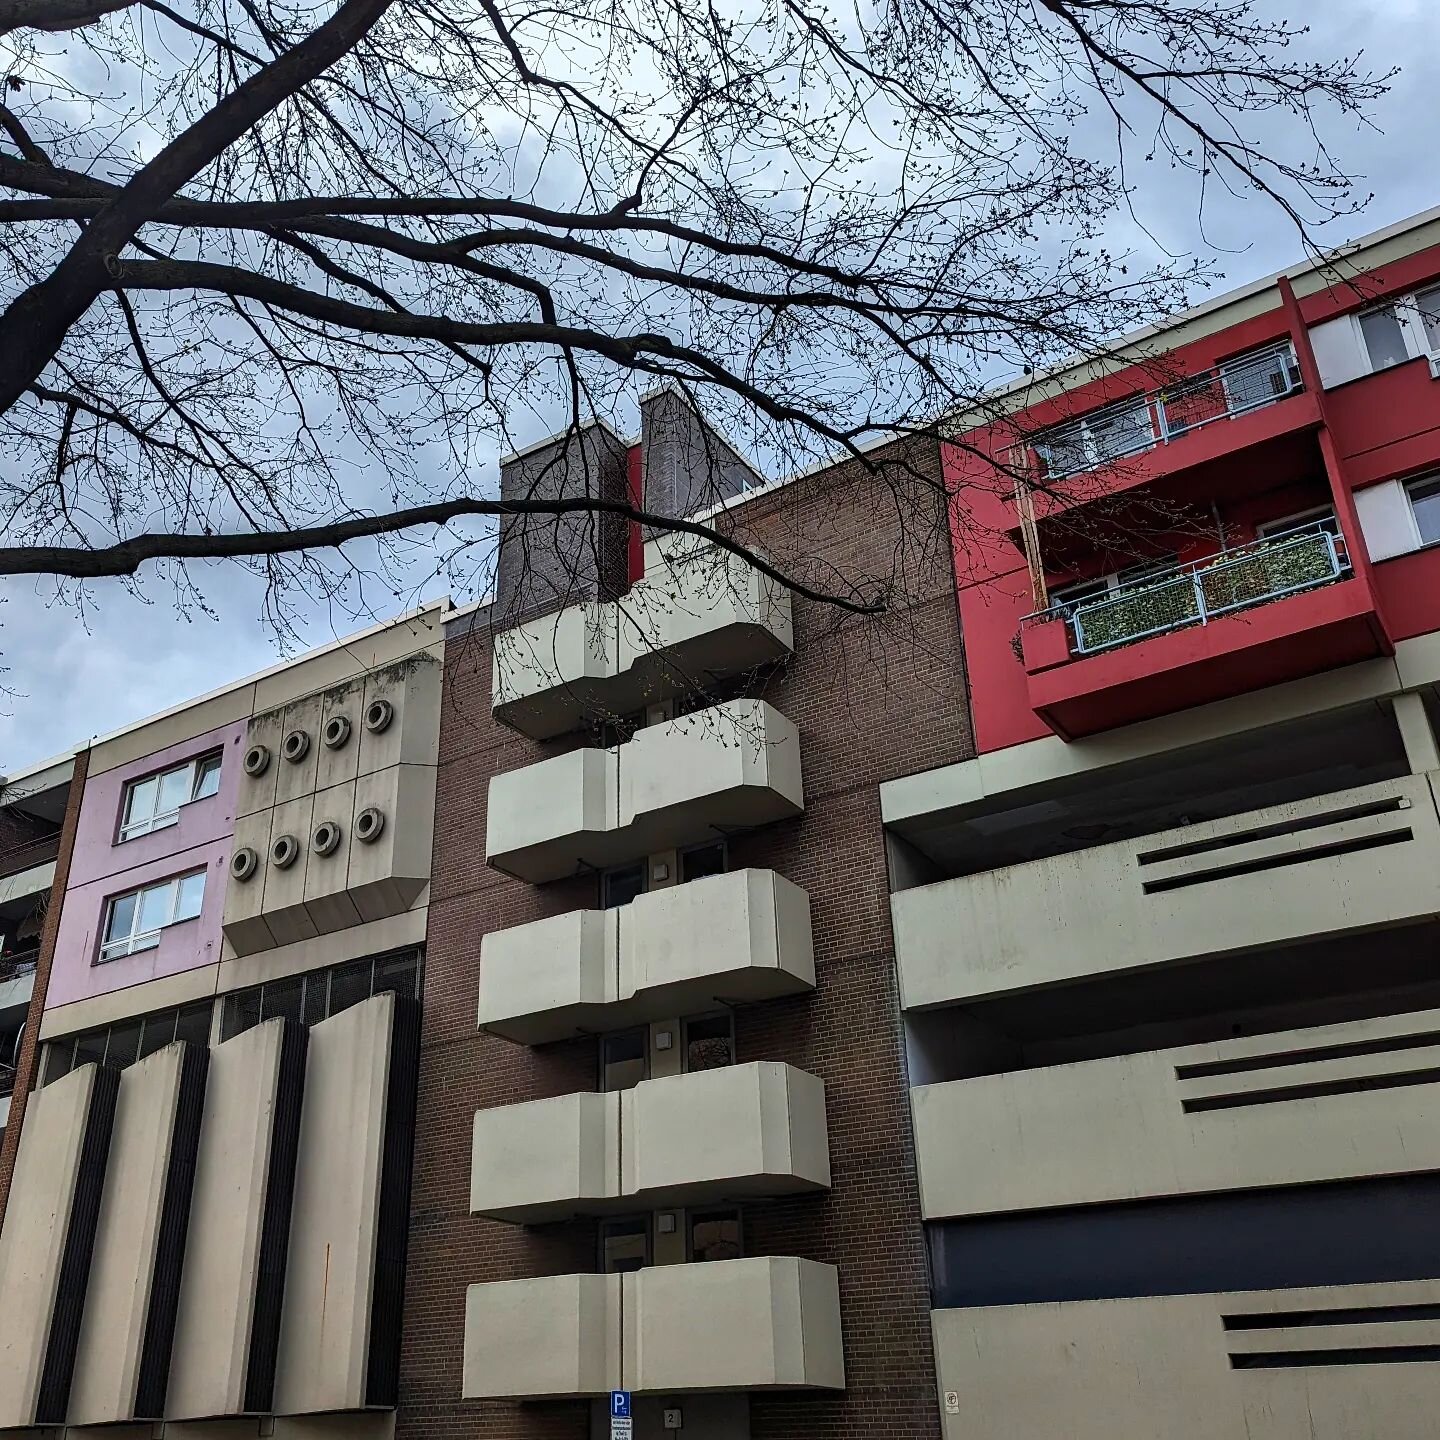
[1256,506,1339,540]
[1358,283,1440,374]
[1050,554,1178,612]
[119,751,222,841]
[220,949,421,1041]
[680,841,727,884]
[683,1012,734,1072]
[600,1029,648,1092]
[1407,474,1440,547]
[41,1001,213,1084]
[99,871,206,960]
[601,861,646,910]
[600,1216,650,1274]
[689,1208,742,1264]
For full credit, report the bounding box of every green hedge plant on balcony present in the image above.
[1067,530,1342,655]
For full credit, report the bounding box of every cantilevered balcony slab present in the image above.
[478,868,814,1044]
[485,699,803,883]
[893,771,1440,1010]
[493,540,793,740]
[462,1257,843,1400]
[470,1061,830,1223]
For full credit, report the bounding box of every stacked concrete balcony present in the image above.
[485,699,804,884]
[492,538,794,740]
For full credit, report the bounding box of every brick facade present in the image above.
[400,438,973,1438]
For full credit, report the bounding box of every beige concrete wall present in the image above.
[272,993,395,1415]
[463,1258,844,1399]
[223,657,440,955]
[486,701,804,883]
[462,1272,620,1399]
[623,1257,844,1392]
[167,1019,293,1422]
[478,868,814,1044]
[914,1006,1440,1220]
[931,1279,1440,1440]
[69,1044,192,1425]
[893,772,1440,1009]
[470,1062,830,1223]
[0,1064,108,1427]
[492,543,792,740]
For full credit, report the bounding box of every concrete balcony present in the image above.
[478,868,814,1044]
[493,539,793,740]
[470,1061,830,1223]
[913,1006,1440,1220]
[893,771,1440,1010]
[486,699,804,884]
[463,1257,844,1400]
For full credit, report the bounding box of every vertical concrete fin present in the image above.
[244,1017,309,1414]
[35,1062,119,1427]
[364,992,420,1408]
[133,1040,210,1419]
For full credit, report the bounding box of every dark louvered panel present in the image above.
[365,993,420,1408]
[243,1018,308,1414]
[134,1043,210,1419]
[35,1064,119,1427]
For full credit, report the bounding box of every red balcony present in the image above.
[1011,344,1322,537]
[1021,523,1390,738]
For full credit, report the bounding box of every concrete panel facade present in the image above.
[478,868,814,1044]
[893,771,1440,1009]
[69,1042,205,1425]
[470,1062,829,1222]
[932,1280,1440,1440]
[486,700,804,883]
[167,1019,301,1422]
[913,1006,1440,1219]
[273,993,396,1416]
[0,1063,114,1428]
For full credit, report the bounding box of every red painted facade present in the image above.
[947,234,1440,753]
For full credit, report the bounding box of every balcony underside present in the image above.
[1025,574,1388,740]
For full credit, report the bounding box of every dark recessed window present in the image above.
[683,1012,734,1072]
[689,1208,743,1264]
[600,1029,648,1092]
[680,841,727,884]
[600,1216,650,1274]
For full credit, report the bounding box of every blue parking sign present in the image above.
[611,1391,632,1418]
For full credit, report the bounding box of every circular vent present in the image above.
[312,819,342,856]
[322,715,352,749]
[281,729,311,763]
[270,833,300,869]
[355,806,385,844]
[243,744,271,776]
[230,846,259,881]
[364,699,394,734]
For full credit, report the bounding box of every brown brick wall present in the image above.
[400,438,973,1438]
[0,747,88,1226]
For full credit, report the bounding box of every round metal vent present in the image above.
[322,715,352,750]
[243,744,271,776]
[281,729,311,763]
[270,833,301,869]
[355,806,385,844]
[311,819,342,856]
[364,699,394,733]
[230,846,259,881]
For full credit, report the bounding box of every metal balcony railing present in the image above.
[1029,343,1303,482]
[1045,520,1350,657]
[0,831,60,881]
[0,950,39,986]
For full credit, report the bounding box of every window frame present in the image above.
[688,1206,744,1264]
[98,869,207,962]
[118,749,223,842]
[1050,553,1180,612]
[679,839,728,884]
[682,1010,736,1073]
[599,1026,650,1092]
[1405,472,1440,548]
[598,1214,652,1274]
[1255,505,1339,541]
[1355,281,1440,376]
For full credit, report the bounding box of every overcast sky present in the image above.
[2,0,1437,775]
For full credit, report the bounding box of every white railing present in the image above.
[1030,343,1302,481]
[1045,520,1348,656]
